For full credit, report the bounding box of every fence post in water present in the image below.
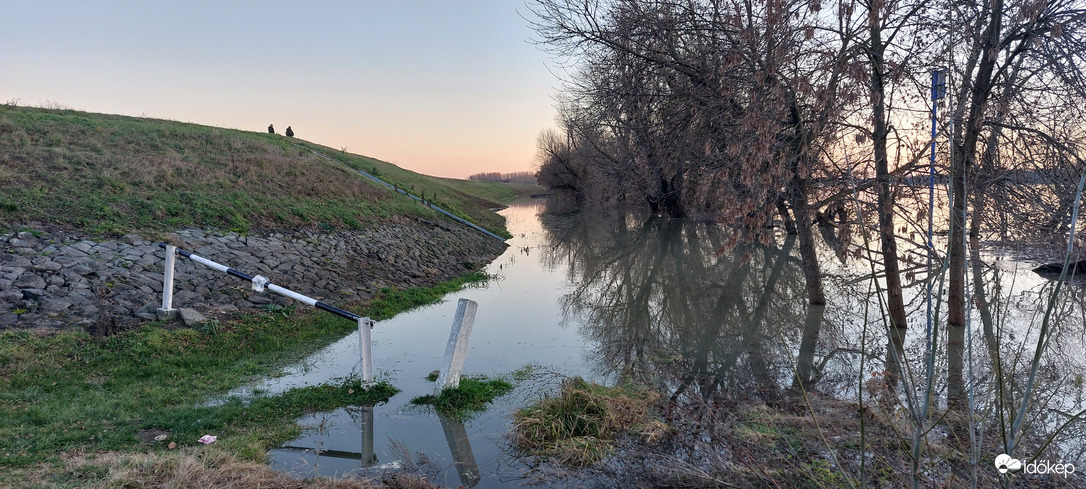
[358,317,374,384]
[361,405,376,468]
[438,413,481,487]
[434,298,477,394]
[156,245,178,320]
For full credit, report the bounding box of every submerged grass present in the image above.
[512,377,659,466]
[410,375,514,419]
[0,272,487,487]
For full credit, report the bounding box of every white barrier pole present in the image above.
[157,245,178,320]
[434,299,477,394]
[157,242,377,376]
[358,317,373,383]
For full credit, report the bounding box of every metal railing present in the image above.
[156,243,374,382]
[300,146,507,243]
[156,243,481,390]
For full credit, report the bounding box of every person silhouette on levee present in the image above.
[268,124,275,134]
[285,126,294,137]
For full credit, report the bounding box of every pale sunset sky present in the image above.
[0,1,560,178]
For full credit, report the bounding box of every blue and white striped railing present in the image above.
[156,243,374,382]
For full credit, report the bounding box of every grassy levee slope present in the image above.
[0,104,536,487]
[293,140,538,238]
[0,104,531,237]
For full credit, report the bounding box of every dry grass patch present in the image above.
[17,447,426,489]
[4,448,442,489]
[512,377,661,466]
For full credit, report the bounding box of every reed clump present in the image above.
[512,377,661,466]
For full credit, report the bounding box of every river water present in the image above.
[244,197,1085,487]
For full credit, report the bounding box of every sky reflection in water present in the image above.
[256,198,1085,487]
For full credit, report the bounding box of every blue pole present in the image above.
[926,69,942,373]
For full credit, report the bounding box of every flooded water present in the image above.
[247,197,1086,487]
[248,199,602,488]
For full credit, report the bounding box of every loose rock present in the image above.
[0,220,506,331]
[179,308,208,327]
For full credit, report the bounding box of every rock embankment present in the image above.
[0,218,506,330]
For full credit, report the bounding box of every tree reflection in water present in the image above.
[540,211,812,401]
[538,205,1086,469]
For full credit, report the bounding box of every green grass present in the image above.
[0,105,535,237]
[293,140,538,238]
[410,375,514,419]
[365,271,490,319]
[0,272,487,474]
[138,377,399,461]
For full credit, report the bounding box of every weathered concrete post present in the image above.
[156,245,178,320]
[434,298,477,394]
[358,317,373,384]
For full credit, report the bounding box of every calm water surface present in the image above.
[255,199,601,488]
[249,197,1085,487]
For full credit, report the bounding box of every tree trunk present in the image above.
[660,172,687,218]
[950,0,1004,406]
[791,170,826,305]
[776,196,798,234]
[793,304,827,390]
[868,18,909,374]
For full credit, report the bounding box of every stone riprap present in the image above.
[0,218,506,330]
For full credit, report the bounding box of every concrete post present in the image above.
[358,317,373,384]
[157,245,178,320]
[438,413,480,488]
[434,298,477,394]
[361,406,376,468]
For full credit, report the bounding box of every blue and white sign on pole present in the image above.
[932,68,947,101]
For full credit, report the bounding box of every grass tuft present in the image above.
[511,377,659,466]
[411,375,514,419]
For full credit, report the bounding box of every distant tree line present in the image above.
[466,171,537,184]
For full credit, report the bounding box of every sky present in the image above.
[0,1,561,178]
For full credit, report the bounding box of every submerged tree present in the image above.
[530,0,1086,484]
[531,0,873,305]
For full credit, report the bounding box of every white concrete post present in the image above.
[157,245,178,320]
[358,317,373,384]
[434,298,477,394]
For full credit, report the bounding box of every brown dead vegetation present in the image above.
[14,448,441,489]
[514,381,1086,488]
